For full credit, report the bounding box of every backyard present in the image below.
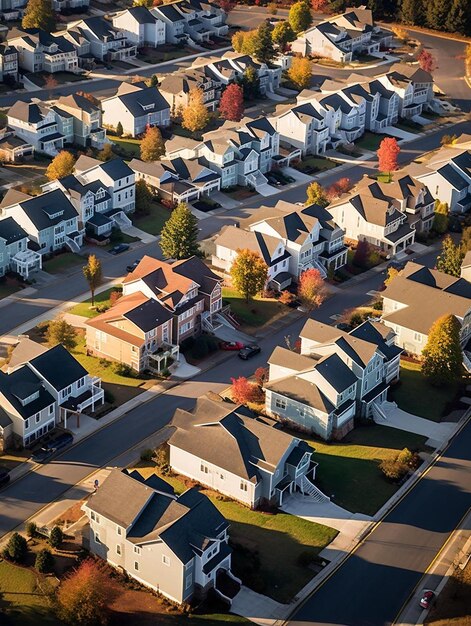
[222,287,287,329]
[134,465,338,603]
[293,424,432,516]
[389,360,461,422]
[69,286,122,318]
[133,202,171,235]
[42,252,86,275]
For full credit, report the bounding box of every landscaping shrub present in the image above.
[279,290,296,305]
[180,336,195,353]
[26,521,38,538]
[49,526,63,549]
[103,389,115,404]
[380,448,420,482]
[140,448,154,462]
[3,532,27,562]
[35,548,55,573]
[112,362,134,377]
[372,300,383,311]
[190,335,218,360]
[36,320,51,337]
[349,312,364,328]
[154,445,169,468]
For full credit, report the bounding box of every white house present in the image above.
[377,64,434,119]
[151,0,227,45]
[0,43,18,82]
[7,99,66,156]
[0,217,41,278]
[7,28,79,74]
[53,94,107,149]
[112,6,166,47]
[67,16,137,62]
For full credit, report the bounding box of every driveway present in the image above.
[381,125,418,141]
[230,586,288,625]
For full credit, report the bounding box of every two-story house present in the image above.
[0,43,18,83]
[83,468,237,605]
[151,0,227,45]
[67,16,137,62]
[381,261,471,359]
[206,51,284,95]
[112,6,166,48]
[7,99,66,156]
[159,65,221,112]
[169,395,317,508]
[129,157,221,204]
[8,28,79,74]
[0,188,83,253]
[265,318,402,439]
[101,82,171,137]
[53,94,107,148]
[272,99,330,156]
[0,216,41,278]
[378,65,434,119]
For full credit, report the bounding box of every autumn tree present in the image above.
[254,366,268,386]
[440,133,457,146]
[297,268,327,314]
[327,177,351,200]
[288,56,312,89]
[22,0,55,31]
[433,200,449,235]
[149,74,158,87]
[218,0,236,12]
[182,88,210,133]
[417,48,436,73]
[272,21,295,50]
[252,20,276,64]
[76,91,100,107]
[98,142,114,162]
[46,151,76,181]
[230,249,268,303]
[231,376,263,405]
[219,83,244,122]
[44,74,58,97]
[46,319,77,351]
[392,26,409,41]
[305,181,328,207]
[377,137,400,180]
[422,314,462,386]
[353,239,371,269]
[160,202,200,260]
[135,179,153,215]
[384,266,399,286]
[232,30,259,55]
[460,226,471,254]
[83,254,102,307]
[140,125,165,161]
[289,0,313,34]
[436,235,463,277]
[57,558,117,626]
[115,121,123,137]
[311,0,327,10]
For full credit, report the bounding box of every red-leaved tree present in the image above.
[297,268,327,315]
[218,0,236,12]
[377,137,400,179]
[327,177,352,200]
[231,376,263,405]
[311,0,327,10]
[219,83,245,122]
[254,367,268,387]
[417,49,436,73]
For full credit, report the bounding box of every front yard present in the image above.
[294,424,431,516]
[356,132,393,151]
[0,277,22,299]
[133,202,172,235]
[42,252,86,275]
[134,465,337,603]
[295,156,338,174]
[425,560,471,625]
[222,287,287,329]
[108,134,141,158]
[389,360,462,422]
[69,286,122,319]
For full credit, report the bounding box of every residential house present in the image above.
[53,94,107,148]
[8,28,79,74]
[129,157,221,204]
[377,64,434,119]
[327,177,417,255]
[272,100,330,156]
[381,261,471,358]
[159,65,221,112]
[168,395,317,508]
[101,82,170,137]
[292,7,392,62]
[83,468,237,604]
[0,217,41,278]
[62,27,95,69]
[112,6,166,48]
[0,43,18,82]
[265,318,402,439]
[212,200,347,288]
[7,99,66,156]
[410,145,471,214]
[0,130,34,162]
[0,188,83,253]
[461,250,471,282]
[151,3,188,45]
[52,0,90,12]
[152,0,227,45]
[67,16,137,62]
[205,51,284,95]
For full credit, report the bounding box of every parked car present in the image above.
[334,322,351,331]
[109,243,130,255]
[32,432,74,464]
[219,341,244,351]
[419,590,435,609]
[238,344,261,360]
[126,259,141,273]
[0,467,10,487]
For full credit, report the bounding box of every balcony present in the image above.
[147,343,180,374]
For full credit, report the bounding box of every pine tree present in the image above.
[252,20,276,64]
[160,202,200,260]
[230,249,268,303]
[140,125,165,161]
[289,0,313,34]
[445,0,469,35]
[422,314,462,386]
[82,255,102,307]
[238,66,261,101]
[182,88,210,133]
[4,533,27,563]
[116,121,123,137]
[22,0,55,31]
[46,151,76,181]
[425,0,451,31]
[400,0,424,25]
[436,235,464,277]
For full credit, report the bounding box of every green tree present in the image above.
[160,202,200,260]
[289,0,313,34]
[252,20,275,64]
[422,314,462,386]
[35,549,55,574]
[425,0,451,30]
[3,533,27,563]
[461,226,471,254]
[135,179,153,215]
[445,0,469,35]
[22,0,55,30]
[149,74,158,87]
[26,521,37,538]
[140,125,165,161]
[49,526,63,549]
[400,0,424,25]
[46,319,77,351]
[436,235,463,277]
[305,181,328,207]
[115,121,123,137]
[230,249,268,303]
[182,88,210,133]
[46,151,76,181]
[83,254,102,307]
[98,142,114,162]
[238,66,261,100]
[433,200,449,235]
[272,21,295,50]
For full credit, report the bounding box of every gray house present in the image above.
[0,216,41,278]
[83,468,239,605]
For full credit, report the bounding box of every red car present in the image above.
[419,590,435,609]
[219,341,244,351]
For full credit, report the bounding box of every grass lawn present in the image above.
[0,279,21,299]
[297,156,338,172]
[222,287,286,328]
[356,132,393,152]
[69,286,122,318]
[395,121,421,134]
[0,559,62,626]
[425,561,471,625]
[133,202,171,235]
[389,360,460,422]
[109,134,141,158]
[134,466,337,603]
[42,253,85,274]
[293,425,431,516]
[103,233,140,250]
[223,186,258,200]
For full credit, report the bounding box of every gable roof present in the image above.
[29,344,88,391]
[108,84,170,118]
[7,336,48,373]
[214,225,286,266]
[0,366,54,419]
[5,189,77,230]
[0,217,28,245]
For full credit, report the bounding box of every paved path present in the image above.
[230,586,288,625]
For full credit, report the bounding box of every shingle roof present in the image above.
[0,366,54,420]
[29,344,87,391]
[111,85,170,118]
[7,189,77,230]
[265,373,335,414]
[215,225,285,266]
[0,217,27,245]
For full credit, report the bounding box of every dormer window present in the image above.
[141,103,155,111]
[19,390,40,406]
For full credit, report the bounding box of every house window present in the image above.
[25,418,29,429]
[48,404,54,415]
[117,526,122,535]
[91,511,96,521]
[240,481,248,492]
[95,532,100,543]
[414,332,422,342]
[162,555,170,566]
[116,545,121,555]
[95,515,100,524]
[134,546,141,555]
[185,575,192,590]
[200,463,209,473]
[35,413,40,424]
[275,397,287,410]
[134,561,139,571]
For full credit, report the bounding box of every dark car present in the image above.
[32,432,74,464]
[126,259,141,273]
[419,590,435,609]
[238,344,261,360]
[109,243,130,255]
[334,322,351,332]
[31,447,54,464]
[0,467,10,487]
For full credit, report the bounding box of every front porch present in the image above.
[40,133,65,156]
[108,44,137,61]
[60,377,105,429]
[382,223,415,256]
[147,343,180,374]
[11,249,42,278]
